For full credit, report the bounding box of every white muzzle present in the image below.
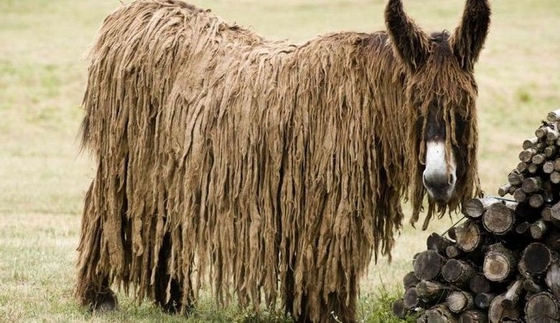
[422,141,457,204]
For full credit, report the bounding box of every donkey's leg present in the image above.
[75,182,118,312]
[285,260,358,323]
[78,276,118,312]
[283,268,313,323]
[282,251,316,322]
[154,233,194,315]
[285,280,358,323]
[76,250,118,312]
[154,232,183,313]
[282,237,303,321]
[320,275,358,323]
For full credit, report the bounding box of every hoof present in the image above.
[160,300,180,314]
[158,299,195,316]
[91,289,118,313]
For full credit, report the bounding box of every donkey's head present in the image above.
[385,0,490,221]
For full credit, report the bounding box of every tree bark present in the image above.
[498,183,514,197]
[414,250,445,280]
[523,277,544,294]
[535,126,551,139]
[501,278,525,309]
[542,206,554,222]
[446,244,464,259]
[488,295,520,323]
[508,170,524,186]
[522,177,543,193]
[414,250,446,281]
[425,305,459,323]
[469,274,493,294]
[403,287,422,309]
[442,259,475,288]
[553,157,560,171]
[427,232,454,255]
[549,201,560,222]
[391,298,409,319]
[545,229,560,252]
[463,197,500,219]
[547,109,560,122]
[523,137,539,150]
[530,219,549,240]
[545,262,560,299]
[513,188,527,203]
[416,280,449,303]
[515,221,531,236]
[403,271,419,289]
[459,309,488,323]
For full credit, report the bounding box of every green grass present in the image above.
[1,0,559,322]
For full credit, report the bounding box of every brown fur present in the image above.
[76,0,490,322]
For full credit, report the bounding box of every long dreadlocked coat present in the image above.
[77,0,487,321]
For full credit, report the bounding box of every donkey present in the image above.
[76,0,490,322]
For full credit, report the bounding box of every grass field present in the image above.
[1,0,559,322]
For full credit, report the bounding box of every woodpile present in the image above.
[394,110,560,323]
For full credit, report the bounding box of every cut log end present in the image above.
[530,219,549,240]
[547,109,560,122]
[483,244,517,282]
[488,295,520,323]
[427,232,454,255]
[442,259,475,287]
[403,271,420,289]
[458,309,488,323]
[416,280,448,303]
[425,305,458,323]
[469,274,492,294]
[447,290,474,313]
[455,221,483,253]
[474,293,496,310]
[403,287,422,309]
[482,203,515,235]
[414,250,446,281]
[521,243,555,275]
[524,292,560,323]
[464,197,500,219]
[391,299,409,319]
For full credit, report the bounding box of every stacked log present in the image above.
[394,111,560,323]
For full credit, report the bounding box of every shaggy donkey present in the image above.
[76,0,490,322]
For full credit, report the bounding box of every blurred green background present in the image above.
[1,0,559,322]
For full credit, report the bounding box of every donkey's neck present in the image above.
[358,32,411,165]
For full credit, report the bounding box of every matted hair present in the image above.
[76,0,489,321]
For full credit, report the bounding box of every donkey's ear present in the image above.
[385,0,430,72]
[450,0,491,71]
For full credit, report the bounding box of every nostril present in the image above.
[424,173,447,187]
[423,171,455,203]
[448,173,456,185]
